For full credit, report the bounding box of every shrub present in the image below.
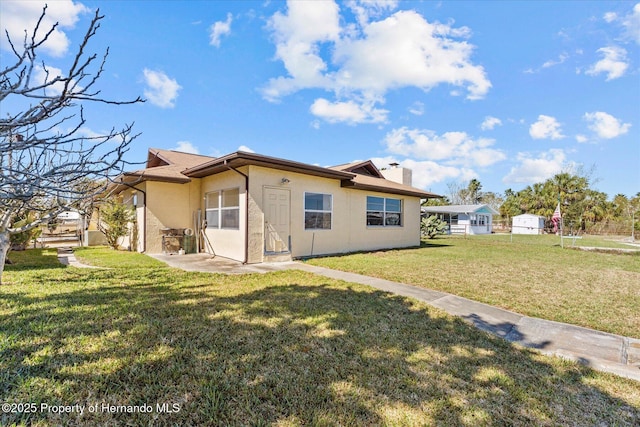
[10,213,42,251]
[98,200,135,250]
[421,215,447,239]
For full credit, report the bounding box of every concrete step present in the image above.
[263,252,292,263]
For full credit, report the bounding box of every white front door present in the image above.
[264,187,290,253]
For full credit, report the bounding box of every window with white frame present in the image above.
[366,196,402,226]
[304,192,332,230]
[206,188,240,229]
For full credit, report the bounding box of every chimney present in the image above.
[381,164,412,186]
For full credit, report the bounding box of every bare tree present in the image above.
[447,179,492,205]
[446,181,465,205]
[0,6,142,283]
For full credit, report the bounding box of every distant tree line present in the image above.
[500,171,639,234]
[424,172,639,235]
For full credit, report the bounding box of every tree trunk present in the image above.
[0,231,11,285]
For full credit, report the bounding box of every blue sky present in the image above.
[2,1,639,198]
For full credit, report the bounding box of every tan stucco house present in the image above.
[112,148,440,263]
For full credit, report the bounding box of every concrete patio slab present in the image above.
[148,253,299,274]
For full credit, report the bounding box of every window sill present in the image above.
[206,227,241,230]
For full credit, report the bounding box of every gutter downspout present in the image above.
[139,187,147,253]
[140,190,149,253]
[223,160,249,264]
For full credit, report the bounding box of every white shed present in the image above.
[512,214,545,235]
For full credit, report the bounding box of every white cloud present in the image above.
[346,0,399,27]
[541,53,569,68]
[310,98,388,124]
[480,116,502,131]
[209,13,232,47]
[622,3,640,44]
[611,3,640,44]
[237,145,255,153]
[263,1,491,123]
[383,127,506,168]
[142,69,181,108]
[575,134,588,143]
[503,149,567,184]
[529,115,564,140]
[52,124,103,140]
[371,156,475,190]
[408,101,425,116]
[270,0,341,45]
[586,46,629,80]
[32,65,66,95]
[172,141,199,154]
[366,127,507,190]
[0,0,89,57]
[263,0,340,101]
[584,111,631,139]
[332,10,490,100]
[30,63,86,97]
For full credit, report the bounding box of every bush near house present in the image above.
[97,200,135,250]
[421,214,447,239]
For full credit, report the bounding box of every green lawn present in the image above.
[73,246,167,269]
[307,234,640,339]
[1,248,639,426]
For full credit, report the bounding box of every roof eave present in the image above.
[184,152,355,180]
[341,181,441,198]
[422,205,500,215]
[120,171,191,184]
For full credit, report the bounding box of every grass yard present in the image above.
[1,248,639,426]
[307,234,640,339]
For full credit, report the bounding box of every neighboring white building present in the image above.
[512,214,546,235]
[421,204,498,235]
[57,211,81,223]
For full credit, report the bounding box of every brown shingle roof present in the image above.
[120,148,216,184]
[184,151,354,180]
[147,148,215,169]
[118,148,441,198]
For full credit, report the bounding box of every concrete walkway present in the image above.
[294,263,640,382]
[80,252,640,381]
[56,247,101,269]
